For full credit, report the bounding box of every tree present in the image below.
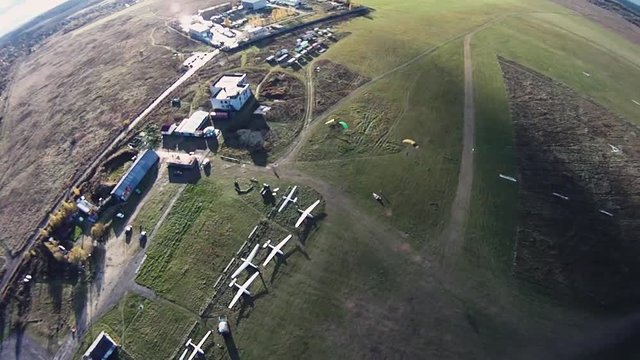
[81,239,94,256]
[91,223,107,241]
[61,200,77,217]
[48,211,65,229]
[44,238,65,262]
[38,228,49,241]
[67,246,88,265]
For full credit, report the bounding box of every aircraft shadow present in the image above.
[298,212,326,245]
[235,290,269,326]
[223,333,241,360]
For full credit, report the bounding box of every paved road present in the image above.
[440,33,476,268]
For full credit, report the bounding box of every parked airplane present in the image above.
[228,271,261,309]
[278,186,298,212]
[262,234,293,266]
[179,330,212,360]
[295,200,321,228]
[230,243,260,279]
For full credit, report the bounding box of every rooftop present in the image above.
[167,153,198,167]
[83,331,117,360]
[175,110,210,135]
[189,23,210,34]
[211,74,248,100]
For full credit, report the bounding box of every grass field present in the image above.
[135,177,258,312]
[298,39,465,247]
[74,294,196,360]
[73,0,640,358]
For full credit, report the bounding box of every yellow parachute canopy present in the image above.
[325,118,336,125]
[403,139,417,146]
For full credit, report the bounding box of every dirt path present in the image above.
[51,180,187,360]
[440,34,476,269]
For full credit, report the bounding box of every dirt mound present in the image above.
[500,58,640,309]
[101,149,137,173]
[260,71,305,124]
[314,60,369,115]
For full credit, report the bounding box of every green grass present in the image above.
[323,0,559,77]
[131,181,182,232]
[298,39,465,246]
[463,10,640,278]
[135,177,258,312]
[75,294,196,360]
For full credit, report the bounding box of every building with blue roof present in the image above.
[110,149,159,202]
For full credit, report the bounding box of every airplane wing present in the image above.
[262,235,291,266]
[228,286,245,309]
[244,271,260,287]
[279,186,297,212]
[231,244,260,278]
[228,272,261,309]
[231,261,249,279]
[275,234,292,251]
[179,348,189,360]
[197,330,212,349]
[295,200,320,228]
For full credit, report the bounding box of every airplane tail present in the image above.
[262,240,271,249]
[228,279,238,288]
[293,197,298,203]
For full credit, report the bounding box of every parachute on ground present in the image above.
[338,121,349,129]
[403,139,418,147]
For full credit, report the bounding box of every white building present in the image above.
[242,0,267,10]
[188,23,211,41]
[174,110,211,136]
[210,74,252,111]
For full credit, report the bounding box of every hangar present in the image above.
[110,149,159,202]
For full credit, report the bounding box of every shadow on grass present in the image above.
[298,212,326,245]
[223,333,240,360]
[235,290,269,327]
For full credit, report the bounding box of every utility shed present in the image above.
[111,149,159,202]
[82,331,118,360]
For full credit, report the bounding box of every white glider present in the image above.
[228,271,261,309]
[295,200,320,228]
[279,186,298,212]
[499,174,517,183]
[230,244,260,279]
[262,235,293,267]
[180,330,212,360]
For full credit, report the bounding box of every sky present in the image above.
[0,0,70,37]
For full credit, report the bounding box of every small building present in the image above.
[111,150,159,202]
[82,331,118,360]
[210,74,252,111]
[189,23,211,42]
[174,110,212,137]
[242,0,267,10]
